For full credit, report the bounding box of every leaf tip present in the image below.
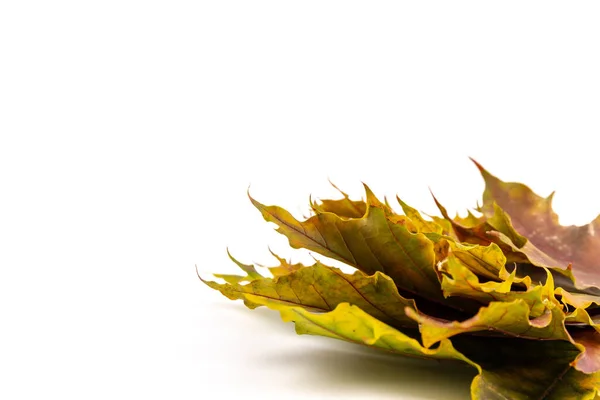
[195,267,219,285]
[469,158,497,182]
[226,246,236,262]
[361,182,378,205]
[195,263,201,280]
[226,248,257,273]
[308,193,318,211]
[327,178,347,197]
[429,190,451,219]
[469,157,485,172]
[545,190,556,207]
[246,185,258,205]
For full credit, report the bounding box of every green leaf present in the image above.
[203,260,419,329]
[473,159,600,291]
[249,185,445,303]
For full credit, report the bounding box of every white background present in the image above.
[2,2,600,399]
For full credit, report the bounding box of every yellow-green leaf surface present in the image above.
[448,241,507,282]
[310,181,366,219]
[261,248,304,278]
[406,272,569,347]
[203,261,419,329]
[249,185,444,302]
[247,294,477,365]
[449,241,533,288]
[565,307,595,325]
[565,308,600,334]
[212,249,264,284]
[454,210,485,228]
[394,196,451,265]
[474,159,600,291]
[556,287,600,310]
[396,195,444,234]
[248,294,599,400]
[407,298,568,347]
[440,253,547,317]
[486,202,528,248]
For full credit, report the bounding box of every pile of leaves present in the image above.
[201,161,600,399]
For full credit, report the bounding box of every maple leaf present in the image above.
[200,161,600,399]
[473,159,600,291]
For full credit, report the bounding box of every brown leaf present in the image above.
[473,159,600,291]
